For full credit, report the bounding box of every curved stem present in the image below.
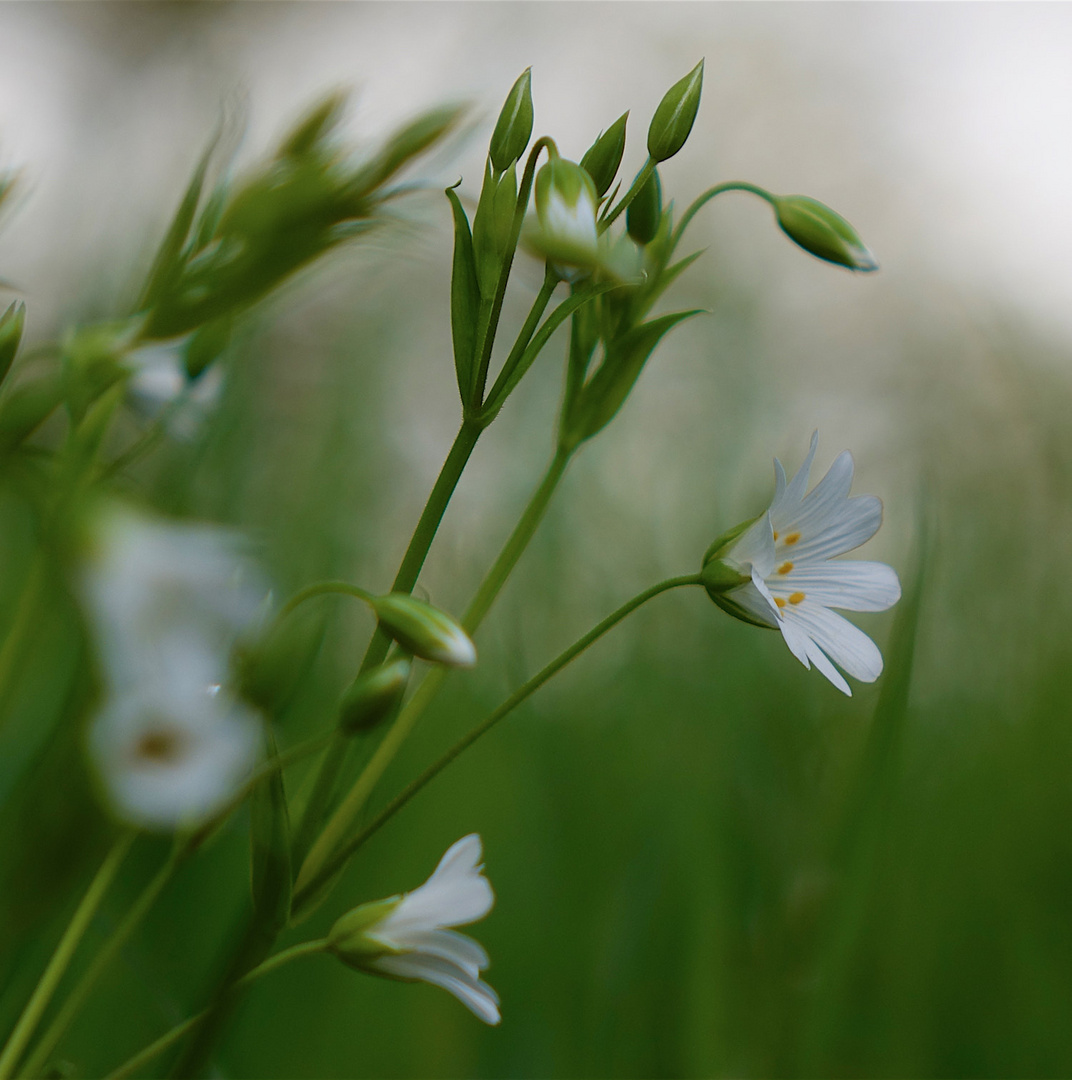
[102,940,328,1080]
[0,833,135,1080]
[294,573,703,907]
[276,580,375,624]
[670,180,775,257]
[293,445,573,901]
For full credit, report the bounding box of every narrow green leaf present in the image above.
[0,301,26,388]
[445,185,480,405]
[567,309,701,443]
[250,726,293,934]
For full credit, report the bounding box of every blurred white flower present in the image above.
[124,340,223,440]
[328,834,500,1025]
[705,433,901,695]
[80,504,267,829]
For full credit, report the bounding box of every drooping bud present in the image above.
[580,112,628,198]
[338,656,411,733]
[647,60,704,163]
[772,194,878,272]
[0,300,26,387]
[371,593,477,668]
[626,167,662,245]
[533,156,600,269]
[327,898,403,966]
[489,69,533,173]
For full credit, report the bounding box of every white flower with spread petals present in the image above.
[328,834,500,1025]
[701,432,901,695]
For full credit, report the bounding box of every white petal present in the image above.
[722,575,780,628]
[784,602,884,683]
[726,512,776,577]
[371,928,488,978]
[777,614,815,671]
[372,953,501,1025]
[774,561,901,612]
[786,495,883,563]
[776,450,855,537]
[800,634,853,696]
[770,431,818,518]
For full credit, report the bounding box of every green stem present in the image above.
[0,553,47,723]
[276,580,374,624]
[102,940,328,1080]
[18,848,180,1080]
[670,181,775,257]
[0,833,135,1080]
[292,419,482,865]
[294,574,703,907]
[293,445,573,901]
[600,157,656,230]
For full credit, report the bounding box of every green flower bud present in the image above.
[626,167,662,245]
[772,194,878,272]
[533,156,600,269]
[0,300,26,387]
[371,593,477,668]
[327,898,403,966]
[647,59,704,163]
[489,68,533,173]
[580,112,628,198]
[338,656,411,734]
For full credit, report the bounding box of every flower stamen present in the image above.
[783,531,801,546]
[778,561,794,574]
[789,592,805,605]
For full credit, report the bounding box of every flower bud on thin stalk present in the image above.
[773,194,878,271]
[532,155,601,273]
[647,59,704,163]
[489,68,533,173]
[371,593,477,668]
[580,112,628,199]
[338,656,411,733]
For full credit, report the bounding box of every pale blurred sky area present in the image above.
[1,2,1071,339]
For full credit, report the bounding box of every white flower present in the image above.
[704,432,901,695]
[532,156,600,269]
[328,834,500,1025]
[125,340,223,440]
[79,503,267,828]
[88,676,261,831]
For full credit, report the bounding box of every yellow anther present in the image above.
[774,596,786,609]
[789,591,805,605]
[784,531,801,546]
[778,561,794,575]
[772,530,779,541]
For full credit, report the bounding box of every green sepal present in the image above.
[626,167,662,245]
[444,184,480,404]
[250,725,293,934]
[0,300,26,388]
[699,556,751,595]
[647,59,704,163]
[580,112,628,198]
[709,591,779,630]
[563,309,701,446]
[327,897,402,965]
[489,68,533,173]
[772,194,878,272]
[702,514,760,566]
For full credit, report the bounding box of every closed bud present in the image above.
[626,167,662,245]
[647,59,704,163]
[772,194,878,272]
[371,593,477,668]
[489,69,533,173]
[533,156,600,269]
[580,112,628,198]
[0,300,26,387]
[338,656,411,733]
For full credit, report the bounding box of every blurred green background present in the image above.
[3,3,1072,1077]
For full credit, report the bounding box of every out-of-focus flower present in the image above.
[80,503,267,828]
[328,834,500,1024]
[701,433,900,695]
[124,340,224,440]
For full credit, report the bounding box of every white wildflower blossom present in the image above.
[80,504,267,829]
[328,834,500,1025]
[125,340,223,440]
[704,432,901,695]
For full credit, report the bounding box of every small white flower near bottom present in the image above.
[328,834,500,1025]
[89,677,261,831]
[703,432,901,695]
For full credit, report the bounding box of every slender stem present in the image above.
[0,553,47,722]
[294,574,703,907]
[293,445,573,901]
[276,580,374,624]
[18,849,180,1080]
[601,157,656,230]
[670,181,775,257]
[292,419,482,865]
[0,833,135,1080]
[102,940,328,1080]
